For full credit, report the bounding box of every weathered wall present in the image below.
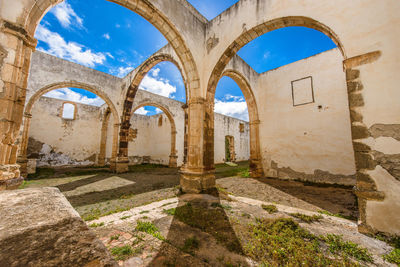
[127,114,172,166]
[256,49,356,185]
[214,113,250,163]
[28,97,102,166]
[29,91,250,168]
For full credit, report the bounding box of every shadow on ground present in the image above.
[147,189,249,266]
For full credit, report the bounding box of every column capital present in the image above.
[23,112,32,119]
[1,20,37,49]
[249,120,260,125]
[188,97,206,106]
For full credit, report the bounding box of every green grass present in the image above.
[383,248,400,265]
[26,167,55,179]
[128,164,168,172]
[261,204,278,214]
[89,222,104,228]
[317,210,356,221]
[135,220,165,241]
[163,208,176,216]
[120,215,131,220]
[321,234,373,263]
[211,202,232,210]
[182,236,200,255]
[110,245,134,260]
[139,210,149,214]
[290,213,323,223]
[239,168,250,178]
[244,218,368,266]
[110,234,120,241]
[83,206,132,221]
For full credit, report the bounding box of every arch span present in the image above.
[221,69,263,177]
[118,53,186,169]
[18,81,120,175]
[204,17,347,174]
[131,101,178,168]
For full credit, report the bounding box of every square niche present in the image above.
[291,76,314,106]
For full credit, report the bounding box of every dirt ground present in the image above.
[21,161,357,221]
[20,163,397,266]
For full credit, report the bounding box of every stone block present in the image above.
[0,187,117,267]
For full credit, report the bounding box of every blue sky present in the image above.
[37,0,336,120]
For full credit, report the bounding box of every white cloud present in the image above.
[115,66,134,78]
[139,75,176,98]
[214,98,249,121]
[224,94,245,102]
[50,1,83,29]
[35,25,106,67]
[263,51,271,59]
[105,52,114,59]
[155,108,163,114]
[102,33,110,40]
[134,107,148,115]
[150,68,160,77]
[44,88,105,106]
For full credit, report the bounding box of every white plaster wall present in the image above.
[127,114,171,165]
[214,113,250,163]
[256,49,356,181]
[29,97,102,163]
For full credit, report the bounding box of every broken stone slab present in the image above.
[0,187,117,267]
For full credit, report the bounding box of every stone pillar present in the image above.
[16,112,32,178]
[180,97,215,193]
[182,104,188,164]
[249,120,264,178]
[342,52,387,234]
[169,129,178,168]
[169,154,178,168]
[110,123,128,172]
[98,109,111,166]
[0,21,36,190]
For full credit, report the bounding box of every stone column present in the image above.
[182,104,188,164]
[180,97,215,193]
[16,112,32,177]
[0,21,36,190]
[169,129,178,168]
[98,109,111,166]
[249,119,264,178]
[110,123,128,172]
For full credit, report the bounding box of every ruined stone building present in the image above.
[0,0,399,247]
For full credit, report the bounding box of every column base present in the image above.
[180,167,215,193]
[110,158,129,173]
[17,157,28,178]
[169,155,178,168]
[0,164,23,190]
[249,159,264,178]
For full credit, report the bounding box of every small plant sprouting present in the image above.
[261,204,278,214]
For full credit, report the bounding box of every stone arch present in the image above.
[205,16,384,233]
[221,69,263,177]
[118,54,187,169]
[25,1,200,99]
[19,0,201,174]
[131,101,178,168]
[18,81,119,175]
[206,16,345,105]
